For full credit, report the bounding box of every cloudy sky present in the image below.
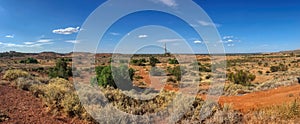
[0,0,300,53]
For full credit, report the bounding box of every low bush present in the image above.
[37,78,91,120]
[48,58,72,79]
[167,66,186,81]
[131,59,146,66]
[227,70,256,86]
[168,58,179,64]
[245,99,300,123]
[14,77,41,91]
[3,69,30,81]
[205,74,212,79]
[61,93,87,118]
[95,65,135,89]
[149,56,160,67]
[41,78,74,114]
[270,63,288,72]
[19,58,38,64]
[135,75,143,80]
[199,63,212,72]
[167,77,177,83]
[224,83,250,95]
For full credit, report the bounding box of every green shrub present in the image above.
[130,59,146,66]
[149,56,160,67]
[270,63,288,72]
[264,63,269,67]
[228,70,256,86]
[20,58,38,64]
[270,66,280,72]
[135,75,143,80]
[48,58,72,79]
[168,58,179,64]
[167,77,176,83]
[258,61,263,66]
[206,74,212,79]
[97,66,116,88]
[167,66,185,81]
[3,69,30,81]
[95,65,135,89]
[199,63,212,72]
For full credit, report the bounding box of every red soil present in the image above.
[0,84,87,124]
[219,84,300,113]
[136,66,178,91]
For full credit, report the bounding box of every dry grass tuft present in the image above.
[3,69,30,81]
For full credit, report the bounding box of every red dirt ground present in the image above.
[0,84,87,124]
[136,66,178,91]
[219,84,300,113]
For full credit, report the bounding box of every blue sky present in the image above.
[0,0,299,53]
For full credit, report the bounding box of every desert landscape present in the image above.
[1,0,300,123]
[1,51,300,123]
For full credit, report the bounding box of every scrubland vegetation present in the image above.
[1,52,300,123]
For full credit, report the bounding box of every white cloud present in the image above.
[6,43,23,47]
[194,40,202,44]
[223,36,234,39]
[65,40,80,44]
[52,27,80,35]
[138,35,148,38]
[227,44,235,47]
[198,20,221,27]
[24,42,35,45]
[36,39,52,43]
[157,0,177,7]
[5,35,14,38]
[227,39,233,42]
[221,35,240,44]
[0,40,53,48]
[110,32,120,36]
[157,38,183,43]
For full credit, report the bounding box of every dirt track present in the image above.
[219,84,300,113]
[0,84,87,124]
